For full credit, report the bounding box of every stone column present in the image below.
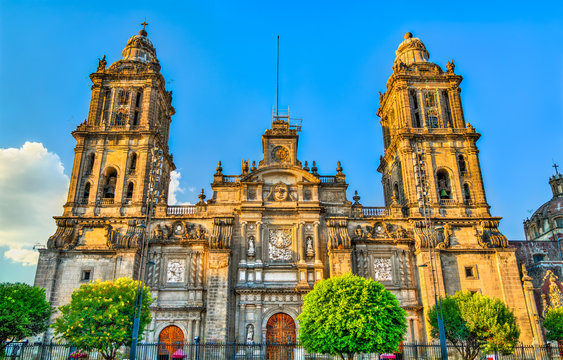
[239,304,246,342]
[314,222,321,264]
[203,249,231,342]
[313,221,323,282]
[521,266,544,345]
[256,222,262,262]
[298,222,305,263]
[297,222,308,287]
[240,221,247,264]
[187,319,194,343]
[194,318,201,338]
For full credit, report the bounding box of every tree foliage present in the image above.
[428,291,520,360]
[298,273,407,360]
[0,283,51,352]
[543,307,563,341]
[52,278,153,360]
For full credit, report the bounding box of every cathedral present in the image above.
[34,27,541,345]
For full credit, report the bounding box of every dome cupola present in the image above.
[394,32,429,66]
[121,22,157,63]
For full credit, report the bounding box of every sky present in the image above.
[0,1,562,284]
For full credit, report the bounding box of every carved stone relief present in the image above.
[373,257,392,281]
[167,260,185,283]
[269,229,292,261]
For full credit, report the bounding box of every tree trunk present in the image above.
[558,340,563,359]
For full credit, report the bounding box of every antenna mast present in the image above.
[276,35,279,119]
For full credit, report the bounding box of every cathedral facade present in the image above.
[34,28,540,345]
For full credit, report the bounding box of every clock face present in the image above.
[272,146,289,163]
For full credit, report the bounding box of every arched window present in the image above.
[85,153,95,175]
[463,183,471,204]
[436,169,451,199]
[458,155,467,174]
[82,183,90,203]
[103,168,118,199]
[129,153,137,174]
[126,182,134,199]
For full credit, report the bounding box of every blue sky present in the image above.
[1,1,562,284]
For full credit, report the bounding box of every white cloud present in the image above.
[168,170,193,205]
[0,142,69,266]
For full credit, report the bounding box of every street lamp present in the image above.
[412,143,448,360]
[130,147,163,360]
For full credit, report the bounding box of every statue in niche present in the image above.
[246,324,254,344]
[247,236,256,257]
[306,236,314,258]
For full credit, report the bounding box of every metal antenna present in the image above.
[276,35,279,119]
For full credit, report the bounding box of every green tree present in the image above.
[0,283,51,352]
[298,273,407,360]
[52,277,153,360]
[428,291,520,360]
[543,307,563,357]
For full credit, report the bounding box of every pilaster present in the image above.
[204,249,231,342]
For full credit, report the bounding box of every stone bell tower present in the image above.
[62,23,175,221]
[377,32,490,220]
[376,32,536,343]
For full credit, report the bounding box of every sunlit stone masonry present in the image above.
[35,28,541,345]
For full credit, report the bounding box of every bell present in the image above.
[440,189,448,197]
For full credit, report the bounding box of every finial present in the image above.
[553,163,560,175]
[139,21,148,36]
[336,161,343,175]
[311,161,318,175]
[197,189,206,205]
[251,161,257,172]
[353,190,361,205]
[215,161,223,175]
[303,161,310,172]
[404,32,413,39]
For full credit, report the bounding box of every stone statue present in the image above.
[97,55,107,72]
[446,60,455,73]
[247,236,255,257]
[246,324,254,344]
[306,236,314,258]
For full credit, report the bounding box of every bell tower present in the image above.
[63,24,175,219]
[377,32,490,219]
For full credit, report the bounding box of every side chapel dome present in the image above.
[394,32,430,66]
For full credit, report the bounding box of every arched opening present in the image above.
[102,168,117,200]
[82,183,90,204]
[458,155,467,174]
[266,313,296,359]
[126,182,134,200]
[85,153,95,175]
[436,169,451,200]
[129,153,137,174]
[158,325,184,360]
[463,183,471,204]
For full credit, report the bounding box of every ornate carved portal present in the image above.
[158,325,184,360]
[266,313,296,360]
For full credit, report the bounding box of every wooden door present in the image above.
[266,313,296,360]
[158,325,184,360]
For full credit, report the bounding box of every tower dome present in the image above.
[121,25,157,63]
[394,32,429,66]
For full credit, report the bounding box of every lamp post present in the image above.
[413,143,448,360]
[129,147,163,360]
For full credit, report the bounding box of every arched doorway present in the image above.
[266,313,296,360]
[158,325,184,360]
